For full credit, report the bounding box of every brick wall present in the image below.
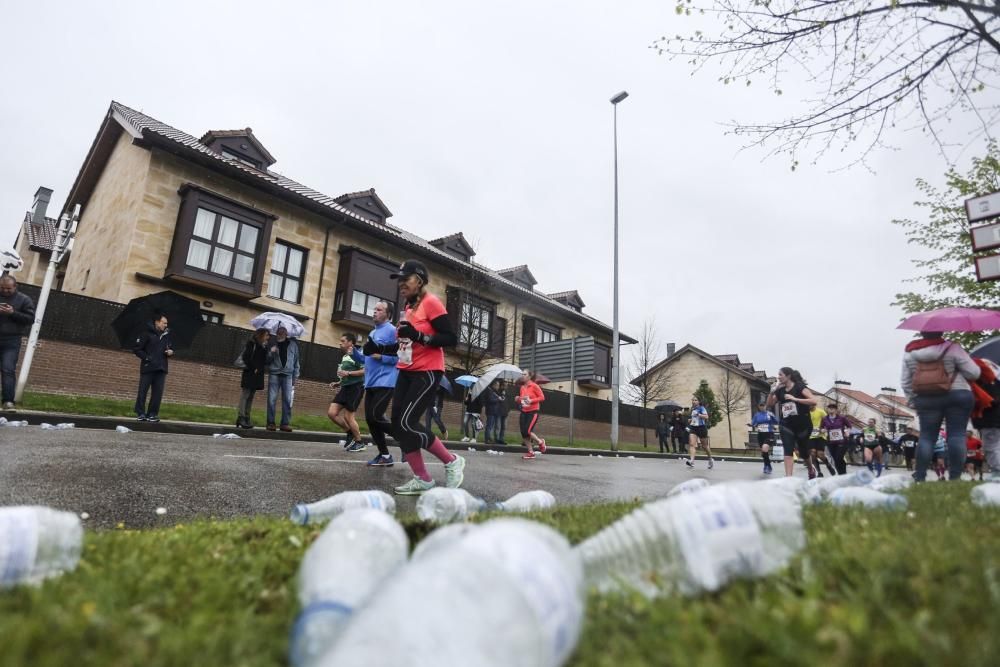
[13,339,654,445]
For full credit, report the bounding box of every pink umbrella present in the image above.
[897,307,1000,332]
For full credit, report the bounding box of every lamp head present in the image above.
[610,91,629,104]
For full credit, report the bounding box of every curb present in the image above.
[4,410,768,462]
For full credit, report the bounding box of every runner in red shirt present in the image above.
[376,260,465,495]
[517,369,547,460]
[965,430,985,481]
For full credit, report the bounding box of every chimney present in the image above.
[31,187,53,223]
[666,343,676,357]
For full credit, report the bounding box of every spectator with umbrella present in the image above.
[111,291,204,423]
[249,312,304,432]
[899,307,995,481]
[235,328,270,429]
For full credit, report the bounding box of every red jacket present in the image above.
[518,381,545,413]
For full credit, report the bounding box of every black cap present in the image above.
[390,259,429,283]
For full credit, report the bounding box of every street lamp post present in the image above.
[609,90,628,452]
[14,205,79,403]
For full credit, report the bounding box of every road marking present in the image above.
[223,454,443,466]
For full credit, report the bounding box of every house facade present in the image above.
[11,187,59,287]
[629,344,773,450]
[20,101,628,397]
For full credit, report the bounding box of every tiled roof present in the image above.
[497,264,528,274]
[101,102,634,342]
[22,211,58,251]
[631,343,772,388]
[830,387,905,417]
[334,188,393,218]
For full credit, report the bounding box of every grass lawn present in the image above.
[2,484,998,666]
[20,391,704,453]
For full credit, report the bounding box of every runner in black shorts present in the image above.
[328,333,365,451]
[767,367,818,477]
[899,426,919,472]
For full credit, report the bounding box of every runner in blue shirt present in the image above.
[351,300,399,465]
[750,402,778,475]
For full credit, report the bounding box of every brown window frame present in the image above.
[267,240,308,304]
[331,246,401,328]
[460,296,494,351]
[166,184,276,298]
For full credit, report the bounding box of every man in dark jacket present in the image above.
[495,381,510,444]
[483,382,501,444]
[655,412,671,453]
[0,275,36,410]
[132,314,173,422]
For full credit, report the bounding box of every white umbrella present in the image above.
[250,311,306,338]
[1,248,23,272]
[470,363,524,399]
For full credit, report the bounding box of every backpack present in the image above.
[911,344,954,395]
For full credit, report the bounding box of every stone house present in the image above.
[629,344,772,450]
[11,187,60,287]
[16,101,629,398]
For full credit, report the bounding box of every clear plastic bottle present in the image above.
[798,468,875,504]
[666,478,710,497]
[411,522,479,561]
[971,483,1000,507]
[829,487,908,510]
[290,490,396,525]
[290,509,409,667]
[494,490,556,512]
[0,506,84,589]
[576,481,805,598]
[317,518,584,667]
[868,474,914,493]
[396,337,413,367]
[416,488,487,523]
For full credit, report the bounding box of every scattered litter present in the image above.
[155,507,167,515]
[0,507,83,588]
[40,423,54,430]
[337,439,346,446]
[213,433,242,439]
[627,456,635,459]
[115,425,132,433]
[80,512,90,520]
[1,420,28,427]
[468,447,476,452]
[829,487,907,510]
[290,490,396,525]
[55,423,75,430]
[0,417,6,425]
[972,483,1000,507]
[495,490,556,512]
[486,449,501,456]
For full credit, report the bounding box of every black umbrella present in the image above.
[111,290,205,350]
[971,336,1000,365]
[654,400,683,412]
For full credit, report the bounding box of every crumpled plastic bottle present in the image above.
[290,490,396,525]
[0,506,84,589]
[416,488,487,523]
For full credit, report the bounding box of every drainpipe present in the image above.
[310,225,332,343]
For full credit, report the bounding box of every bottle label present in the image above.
[670,486,764,593]
[0,508,40,588]
[397,339,413,366]
[463,526,582,666]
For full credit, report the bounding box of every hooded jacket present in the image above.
[133,323,173,374]
[900,340,980,398]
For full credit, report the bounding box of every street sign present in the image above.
[974,254,1000,282]
[971,220,1000,252]
[965,191,1000,224]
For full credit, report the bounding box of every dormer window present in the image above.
[199,128,277,171]
[220,148,261,170]
[498,265,538,291]
[429,232,476,263]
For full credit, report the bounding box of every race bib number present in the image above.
[827,429,844,442]
[864,433,876,443]
[810,429,820,438]
[781,402,798,418]
[756,424,770,433]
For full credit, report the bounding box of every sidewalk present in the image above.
[2,409,764,462]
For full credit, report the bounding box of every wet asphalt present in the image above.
[0,426,780,528]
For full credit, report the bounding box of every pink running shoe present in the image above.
[522,451,537,460]
[537,439,547,454]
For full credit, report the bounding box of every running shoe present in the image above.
[537,438,547,454]
[146,415,160,423]
[685,460,694,468]
[522,451,537,460]
[461,437,471,443]
[343,438,354,450]
[346,440,367,452]
[394,477,435,495]
[136,414,148,422]
[367,454,394,467]
[708,459,714,470]
[444,455,466,488]
[764,464,773,475]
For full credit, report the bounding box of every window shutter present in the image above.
[490,315,507,358]
[521,316,535,347]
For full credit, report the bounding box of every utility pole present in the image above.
[14,205,79,403]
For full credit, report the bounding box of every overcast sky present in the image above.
[0,0,989,399]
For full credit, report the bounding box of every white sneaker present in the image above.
[461,437,470,443]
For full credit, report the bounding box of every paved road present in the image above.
[0,427,778,528]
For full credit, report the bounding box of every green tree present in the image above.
[659,1,999,165]
[892,141,1000,349]
[693,379,723,430]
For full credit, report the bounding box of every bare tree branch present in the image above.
[624,319,674,447]
[657,0,1000,165]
